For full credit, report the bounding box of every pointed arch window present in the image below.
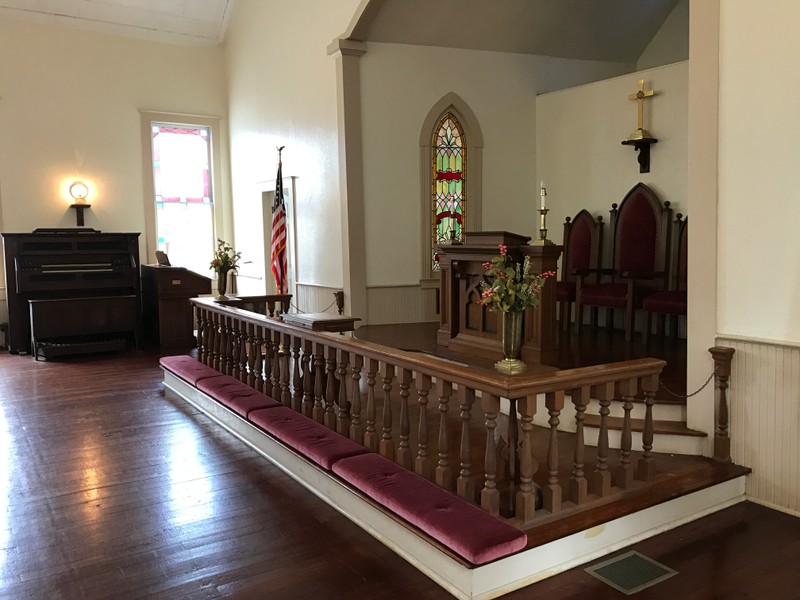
[420,93,483,282]
[432,114,466,271]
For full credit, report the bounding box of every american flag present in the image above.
[271,149,287,294]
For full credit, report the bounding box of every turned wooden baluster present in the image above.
[262,329,274,398]
[312,342,326,423]
[301,339,314,417]
[291,336,303,412]
[591,381,614,497]
[324,346,338,429]
[637,373,658,481]
[516,395,538,522]
[710,346,735,463]
[246,323,257,389]
[480,393,501,516]
[379,364,395,459]
[231,317,242,381]
[252,326,265,393]
[336,350,351,436]
[435,379,453,490]
[507,397,519,516]
[349,354,364,444]
[280,333,292,407]
[569,385,591,505]
[221,315,232,375]
[457,386,476,503]
[270,330,283,398]
[237,324,249,383]
[615,377,637,489]
[543,391,564,513]
[209,313,220,370]
[414,373,433,480]
[363,358,379,452]
[195,307,206,361]
[396,369,412,469]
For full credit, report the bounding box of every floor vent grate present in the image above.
[585,550,677,595]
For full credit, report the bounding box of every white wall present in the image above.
[224,0,363,295]
[717,0,800,344]
[0,18,227,233]
[0,18,227,322]
[359,42,632,287]
[536,62,688,235]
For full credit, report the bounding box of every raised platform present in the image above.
[164,368,748,600]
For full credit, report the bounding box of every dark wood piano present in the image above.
[2,228,141,358]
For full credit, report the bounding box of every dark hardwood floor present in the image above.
[0,349,796,599]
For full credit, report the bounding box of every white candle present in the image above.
[539,180,546,209]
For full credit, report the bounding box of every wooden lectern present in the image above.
[436,231,562,365]
[141,265,211,349]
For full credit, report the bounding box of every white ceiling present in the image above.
[0,0,236,46]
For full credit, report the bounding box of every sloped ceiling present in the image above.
[348,0,680,62]
[0,0,235,46]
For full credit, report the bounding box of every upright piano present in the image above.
[2,228,141,357]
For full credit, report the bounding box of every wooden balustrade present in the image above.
[192,297,667,526]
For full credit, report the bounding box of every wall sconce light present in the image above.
[68,180,91,226]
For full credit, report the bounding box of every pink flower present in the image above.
[482,262,491,269]
[499,244,507,256]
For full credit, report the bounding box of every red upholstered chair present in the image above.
[576,183,672,342]
[556,210,604,331]
[642,215,687,343]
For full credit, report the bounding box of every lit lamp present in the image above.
[68,181,91,226]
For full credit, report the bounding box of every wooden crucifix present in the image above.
[621,79,658,173]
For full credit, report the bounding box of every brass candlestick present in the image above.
[532,183,553,246]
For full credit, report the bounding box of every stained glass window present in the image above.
[432,113,465,271]
[151,123,214,275]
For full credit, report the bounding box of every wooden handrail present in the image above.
[192,297,666,525]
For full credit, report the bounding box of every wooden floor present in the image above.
[0,349,797,599]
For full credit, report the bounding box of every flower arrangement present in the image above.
[478,244,554,313]
[209,238,241,274]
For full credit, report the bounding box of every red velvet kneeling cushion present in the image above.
[642,290,687,315]
[160,355,225,386]
[248,407,368,470]
[332,453,527,565]
[197,376,281,417]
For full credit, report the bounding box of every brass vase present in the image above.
[216,269,229,300]
[495,310,526,375]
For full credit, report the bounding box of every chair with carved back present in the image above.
[556,210,604,331]
[576,182,672,342]
[641,214,687,344]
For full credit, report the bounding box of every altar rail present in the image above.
[192,296,666,525]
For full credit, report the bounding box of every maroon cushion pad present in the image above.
[642,290,687,315]
[197,376,281,417]
[332,453,527,565]
[248,407,368,470]
[160,355,225,386]
[580,282,651,309]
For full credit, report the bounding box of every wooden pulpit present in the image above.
[141,265,212,349]
[436,231,562,365]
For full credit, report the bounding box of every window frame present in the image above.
[140,111,225,267]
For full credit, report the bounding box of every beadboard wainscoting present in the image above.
[718,335,800,516]
[366,284,438,325]
[295,284,342,315]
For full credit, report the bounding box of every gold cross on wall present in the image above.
[626,79,656,140]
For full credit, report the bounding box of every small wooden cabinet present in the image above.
[141,265,211,349]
